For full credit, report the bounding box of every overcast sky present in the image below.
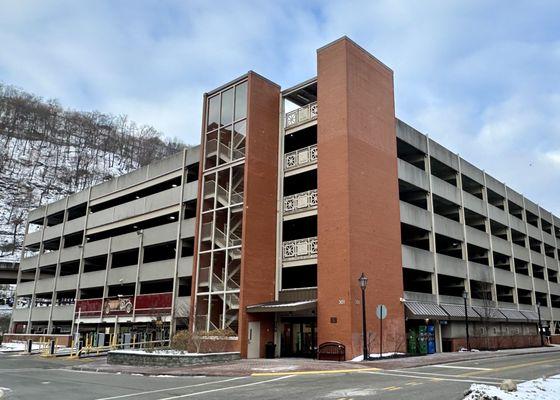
[1,0,559,214]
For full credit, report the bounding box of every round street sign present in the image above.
[376,304,387,320]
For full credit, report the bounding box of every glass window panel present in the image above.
[207,95,220,132]
[231,165,244,205]
[218,125,232,165]
[213,209,228,250]
[202,173,216,211]
[234,82,247,121]
[195,295,209,331]
[232,121,246,160]
[209,294,224,330]
[199,212,213,252]
[216,169,231,208]
[220,88,233,127]
[226,250,241,290]
[204,131,218,170]
[211,250,226,292]
[197,252,211,292]
[224,294,239,334]
[228,211,242,247]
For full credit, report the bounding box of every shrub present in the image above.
[170,328,237,353]
[171,330,193,352]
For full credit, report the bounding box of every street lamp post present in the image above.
[462,290,470,351]
[359,273,369,361]
[537,302,544,347]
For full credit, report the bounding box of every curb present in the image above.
[69,346,560,377]
[364,346,560,369]
[70,365,246,377]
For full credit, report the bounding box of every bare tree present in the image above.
[473,281,494,350]
[0,83,188,259]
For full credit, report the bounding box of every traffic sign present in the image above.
[376,304,387,320]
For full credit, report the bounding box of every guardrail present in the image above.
[285,102,317,129]
[284,144,318,171]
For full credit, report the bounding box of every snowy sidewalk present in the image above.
[71,357,366,376]
[360,345,560,370]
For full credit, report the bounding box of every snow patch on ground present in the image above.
[464,374,560,400]
[351,352,405,362]
[251,365,299,372]
[0,305,12,315]
[0,342,41,352]
[326,388,379,397]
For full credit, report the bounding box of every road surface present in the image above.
[1,350,560,399]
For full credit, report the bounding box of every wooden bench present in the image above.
[317,341,346,361]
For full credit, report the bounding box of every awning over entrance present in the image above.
[520,310,540,322]
[497,309,527,322]
[472,306,507,321]
[404,302,448,319]
[404,301,539,323]
[440,304,479,320]
[246,300,317,313]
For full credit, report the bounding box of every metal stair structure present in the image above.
[206,137,245,165]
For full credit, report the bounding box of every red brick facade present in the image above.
[316,37,405,360]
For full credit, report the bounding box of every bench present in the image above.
[317,341,346,361]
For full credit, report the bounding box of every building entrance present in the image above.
[280,317,316,357]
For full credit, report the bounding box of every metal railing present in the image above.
[285,102,317,129]
[284,144,318,171]
[282,236,318,260]
[74,339,171,358]
[204,181,243,205]
[284,189,318,214]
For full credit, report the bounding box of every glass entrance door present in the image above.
[280,318,316,357]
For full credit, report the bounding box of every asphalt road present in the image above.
[1,351,560,399]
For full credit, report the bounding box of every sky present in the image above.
[0,0,559,214]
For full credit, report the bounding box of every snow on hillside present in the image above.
[0,137,139,262]
[0,83,185,264]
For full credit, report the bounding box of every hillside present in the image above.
[0,83,186,262]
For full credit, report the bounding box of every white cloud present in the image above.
[0,0,559,213]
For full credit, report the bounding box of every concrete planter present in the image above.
[107,350,241,367]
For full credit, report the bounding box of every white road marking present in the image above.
[0,368,53,373]
[94,377,247,400]
[426,365,493,371]
[359,370,500,385]
[156,375,294,399]
[391,369,522,381]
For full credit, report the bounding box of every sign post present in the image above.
[376,304,387,359]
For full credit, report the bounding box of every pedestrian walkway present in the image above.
[362,345,560,369]
[70,345,560,377]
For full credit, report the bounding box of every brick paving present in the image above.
[71,345,560,377]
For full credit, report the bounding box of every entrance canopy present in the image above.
[246,300,317,313]
[405,302,448,319]
[404,301,537,323]
[520,310,540,322]
[498,308,527,322]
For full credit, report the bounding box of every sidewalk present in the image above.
[361,345,560,369]
[70,345,560,377]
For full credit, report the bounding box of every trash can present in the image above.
[265,341,276,359]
